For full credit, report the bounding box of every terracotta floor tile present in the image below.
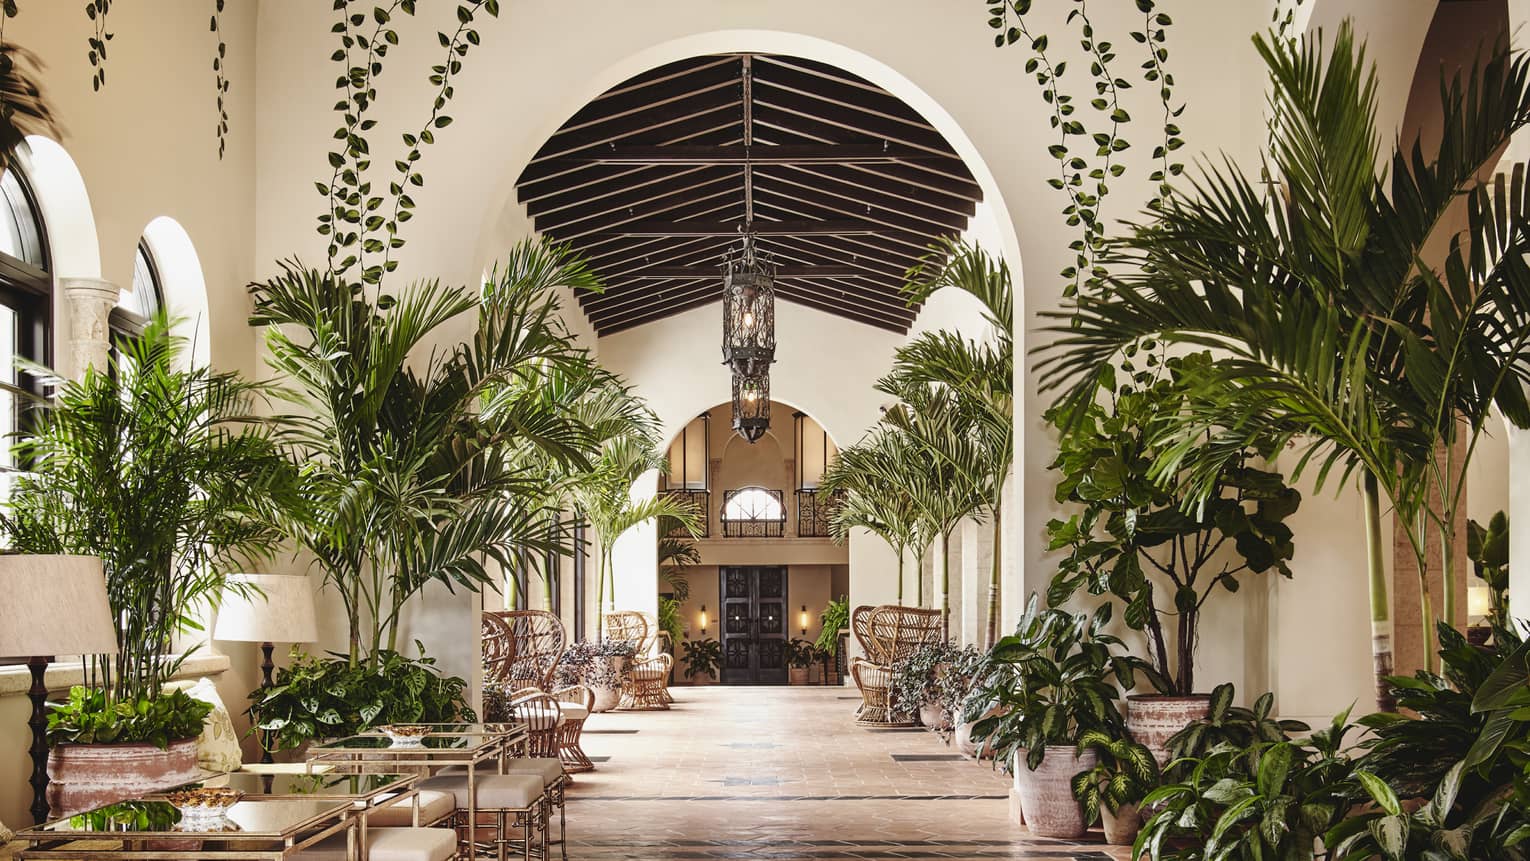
[562,685,1131,861]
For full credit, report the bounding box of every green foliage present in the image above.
[47,686,212,749]
[1071,729,1160,822]
[815,597,850,655]
[1136,710,1356,861]
[968,595,1144,770]
[249,647,473,752]
[3,315,293,703]
[251,239,610,665]
[1045,351,1300,695]
[657,595,684,653]
[1165,683,1310,766]
[785,638,821,671]
[890,642,982,721]
[681,638,722,681]
[67,800,180,833]
[552,640,635,690]
[1467,511,1510,627]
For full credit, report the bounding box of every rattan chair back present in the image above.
[866,604,943,664]
[481,611,515,684]
[603,610,650,653]
[486,609,566,690]
[851,605,875,656]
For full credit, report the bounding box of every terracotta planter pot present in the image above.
[789,667,810,685]
[1014,746,1095,839]
[1101,802,1141,846]
[1127,694,1211,766]
[46,738,200,817]
[918,702,949,731]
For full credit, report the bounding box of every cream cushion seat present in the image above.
[290,826,456,861]
[418,772,543,809]
[504,756,566,786]
[365,789,457,827]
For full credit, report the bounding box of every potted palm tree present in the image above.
[2,317,294,815]
[1035,22,1530,705]
[821,427,927,606]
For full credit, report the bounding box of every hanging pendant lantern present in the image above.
[721,235,776,377]
[731,369,770,443]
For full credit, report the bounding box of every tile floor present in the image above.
[563,684,1128,860]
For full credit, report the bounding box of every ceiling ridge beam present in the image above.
[588,218,878,237]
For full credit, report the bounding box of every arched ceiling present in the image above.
[515,53,983,335]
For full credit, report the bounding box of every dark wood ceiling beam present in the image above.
[583,278,710,316]
[777,162,976,219]
[596,291,721,335]
[532,171,741,234]
[756,226,926,275]
[752,60,937,131]
[548,192,742,243]
[771,285,910,332]
[753,166,968,233]
[538,88,742,156]
[578,235,730,273]
[750,107,978,190]
[518,119,741,192]
[561,61,740,131]
[588,218,878,238]
[788,276,919,317]
[749,190,946,258]
[616,264,870,280]
[750,237,906,282]
[527,164,728,218]
[754,55,893,101]
[538,143,951,167]
[752,85,953,156]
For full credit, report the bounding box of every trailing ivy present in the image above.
[211,0,229,159]
[316,0,500,286]
[84,0,111,92]
[1131,1,1182,212]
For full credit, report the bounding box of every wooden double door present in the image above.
[719,566,788,684]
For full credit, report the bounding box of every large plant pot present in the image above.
[46,738,200,817]
[1101,803,1141,846]
[955,721,980,758]
[918,702,949,731]
[1127,695,1211,766]
[789,667,810,685]
[1014,746,1096,839]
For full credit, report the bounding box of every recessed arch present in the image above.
[20,136,100,280]
[138,215,213,367]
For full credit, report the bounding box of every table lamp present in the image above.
[0,554,118,823]
[213,573,318,762]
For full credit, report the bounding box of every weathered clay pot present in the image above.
[789,667,810,685]
[955,721,979,757]
[1014,746,1096,839]
[918,702,949,731]
[1101,802,1141,846]
[47,738,200,817]
[1127,694,1211,766]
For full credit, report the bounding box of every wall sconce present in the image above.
[699,604,708,636]
[800,604,808,636]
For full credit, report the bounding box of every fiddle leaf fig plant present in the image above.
[1045,351,1300,695]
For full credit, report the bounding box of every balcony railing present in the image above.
[794,488,840,538]
[720,488,786,538]
[658,488,709,538]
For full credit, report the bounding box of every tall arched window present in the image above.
[111,239,164,341]
[720,486,786,537]
[0,168,51,474]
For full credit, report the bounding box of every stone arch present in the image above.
[138,215,213,368]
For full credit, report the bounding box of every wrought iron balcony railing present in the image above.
[794,488,841,538]
[658,488,709,538]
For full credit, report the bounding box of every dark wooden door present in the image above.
[719,566,788,684]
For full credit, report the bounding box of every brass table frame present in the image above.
[192,770,424,858]
[16,796,358,860]
[307,726,527,856]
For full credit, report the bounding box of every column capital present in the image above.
[60,277,121,381]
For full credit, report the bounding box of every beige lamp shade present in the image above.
[1468,585,1493,620]
[213,574,318,644]
[0,554,118,658]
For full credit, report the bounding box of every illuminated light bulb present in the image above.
[742,311,756,329]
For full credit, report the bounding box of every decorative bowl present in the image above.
[382,724,431,747]
[164,788,243,827]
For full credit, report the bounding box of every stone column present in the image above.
[959,518,988,648]
[1510,424,1530,626]
[59,277,119,380]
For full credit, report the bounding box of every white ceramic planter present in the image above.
[918,702,949,731]
[1013,746,1096,839]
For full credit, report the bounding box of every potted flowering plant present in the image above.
[554,640,636,712]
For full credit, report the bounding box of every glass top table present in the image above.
[184,770,417,801]
[16,795,357,859]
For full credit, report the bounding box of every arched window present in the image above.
[720,486,786,537]
[0,168,50,475]
[111,239,163,340]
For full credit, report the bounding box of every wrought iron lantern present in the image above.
[731,368,770,443]
[721,235,776,376]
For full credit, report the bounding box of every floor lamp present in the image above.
[0,555,118,824]
[213,573,318,763]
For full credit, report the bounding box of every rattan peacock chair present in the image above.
[602,610,672,710]
[481,610,596,773]
[849,604,943,727]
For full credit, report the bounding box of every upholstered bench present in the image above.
[367,789,457,828]
[290,826,456,861]
[417,772,546,861]
[503,758,570,861]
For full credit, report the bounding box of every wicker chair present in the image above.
[849,604,943,727]
[482,611,596,773]
[602,610,672,710]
